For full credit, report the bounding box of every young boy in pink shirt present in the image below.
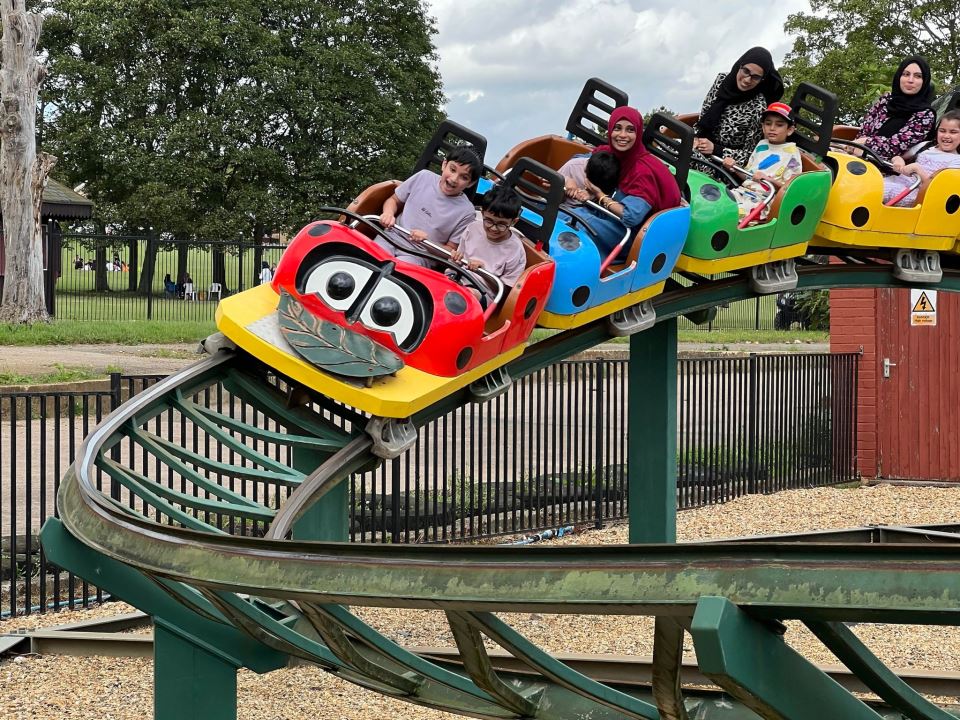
[446,184,527,297]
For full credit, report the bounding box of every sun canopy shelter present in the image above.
[0,178,93,276]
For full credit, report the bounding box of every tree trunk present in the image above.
[94,244,108,291]
[252,224,264,288]
[211,246,229,295]
[176,238,189,287]
[137,233,158,294]
[0,1,56,324]
[127,238,138,291]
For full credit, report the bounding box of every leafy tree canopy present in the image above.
[782,0,960,123]
[40,0,444,241]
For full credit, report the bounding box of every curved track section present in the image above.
[47,260,960,720]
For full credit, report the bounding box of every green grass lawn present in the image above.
[53,289,222,322]
[0,319,216,345]
[0,364,121,386]
[676,329,829,344]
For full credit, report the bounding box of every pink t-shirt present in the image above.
[450,215,527,287]
[559,156,588,188]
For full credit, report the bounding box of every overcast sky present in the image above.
[426,0,811,161]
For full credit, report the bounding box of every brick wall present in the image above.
[830,288,877,478]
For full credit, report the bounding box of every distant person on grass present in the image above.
[259,261,273,285]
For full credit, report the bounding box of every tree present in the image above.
[40,0,444,249]
[0,0,56,324]
[782,1,960,123]
[643,106,676,124]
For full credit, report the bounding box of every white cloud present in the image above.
[424,0,810,161]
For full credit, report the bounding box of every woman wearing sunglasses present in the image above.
[693,47,785,172]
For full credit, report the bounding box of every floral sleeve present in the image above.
[865,108,936,159]
[859,94,888,137]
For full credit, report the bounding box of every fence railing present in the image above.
[1,352,858,616]
[52,233,287,322]
[38,234,807,330]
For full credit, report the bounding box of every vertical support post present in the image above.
[291,447,348,542]
[154,624,238,720]
[43,220,56,316]
[627,318,677,544]
[237,243,245,293]
[145,232,156,321]
[747,353,758,494]
[593,359,605,529]
[390,456,402,544]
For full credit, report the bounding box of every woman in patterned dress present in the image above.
[692,47,785,171]
[852,56,936,161]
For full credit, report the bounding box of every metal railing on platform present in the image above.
[1,352,858,616]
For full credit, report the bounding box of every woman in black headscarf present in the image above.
[693,47,785,168]
[853,55,935,160]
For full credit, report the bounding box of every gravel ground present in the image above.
[1,483,959,719]
[0,343,199,378]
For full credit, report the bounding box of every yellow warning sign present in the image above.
[910,289,937,326]
[912,292,935,313]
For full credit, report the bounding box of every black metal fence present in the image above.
[40,233,801,330]
[1,352,858,616]
[52,233,287,322]
[678,293,778,332]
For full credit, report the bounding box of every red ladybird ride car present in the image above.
[271,214,555,378]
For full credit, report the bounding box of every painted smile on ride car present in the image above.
[270,221,491,380]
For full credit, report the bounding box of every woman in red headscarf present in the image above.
[577,106,682,257]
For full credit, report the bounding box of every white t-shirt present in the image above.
[259,267,273,285]
[883,147,960,206]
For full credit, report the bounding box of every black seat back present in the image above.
[565,78,629,148]
[932,85,960,118]
[412,119,488,201]
[497,158,565,251]
[642,112,694,193]
[789,83,838,159]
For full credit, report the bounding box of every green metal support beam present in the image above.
[291,446,348,542]
[40,518,287,720]
[628,318,678,544]
[805,620,958,720]
[691,596,883,720]
[154,622,239,720]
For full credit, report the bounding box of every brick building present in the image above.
[830,287,960,481]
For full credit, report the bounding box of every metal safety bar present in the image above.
[369,218,505,319]
[709,155,777,228]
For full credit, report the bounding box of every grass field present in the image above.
[59,237,287,296]
[53,290,222,322]
[0,319,215,345]
[54,236,794,329]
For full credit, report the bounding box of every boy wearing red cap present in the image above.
[723,101,803,222]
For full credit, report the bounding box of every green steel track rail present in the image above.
[42,257,960,720]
